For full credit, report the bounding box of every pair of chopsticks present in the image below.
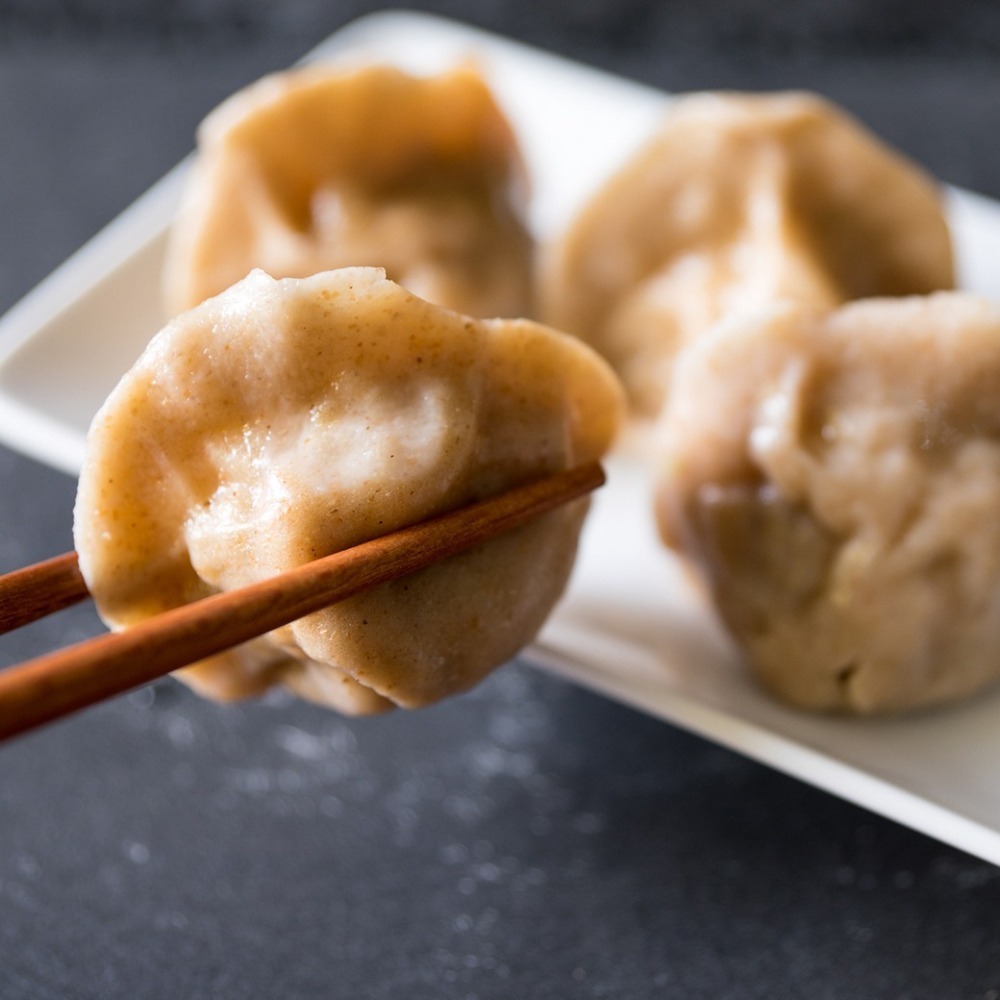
[0,461,604,745]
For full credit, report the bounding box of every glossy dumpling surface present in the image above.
[655,293,1000,714]
[74,268,623,714]
[164,64,534,320]
[542,92,955,417]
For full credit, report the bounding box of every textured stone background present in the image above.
[4,0,1000,54]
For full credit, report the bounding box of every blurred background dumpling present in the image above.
[654,293,1000,714]
[541,92,955,418]
[74,268,623,715]
[163,64,535,320]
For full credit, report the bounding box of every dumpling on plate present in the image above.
[163,64,534,320]
[540,92,955,417]
[74,268,623,715]
[654,293,1000,714]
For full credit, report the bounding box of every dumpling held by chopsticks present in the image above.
[73,268,623,714]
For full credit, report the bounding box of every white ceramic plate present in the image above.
[4,10,1000,864]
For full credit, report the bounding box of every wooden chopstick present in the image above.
[0,461,604,744]
[0,551,88,635]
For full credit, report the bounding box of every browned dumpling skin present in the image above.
[541,92,955,417]
[163,64,534,320]
[655,294,1000,715]
[74,268,623,715]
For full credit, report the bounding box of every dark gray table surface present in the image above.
[3,3,1000,997]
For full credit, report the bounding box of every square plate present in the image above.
[4,10,1000,864]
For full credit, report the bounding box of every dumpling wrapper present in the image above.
[74,268,623,715]
[541,91,955,417]
[163,64,534,320]
[655,293,1000,714]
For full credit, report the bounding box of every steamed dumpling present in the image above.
[163,64,534,320]
[655,294,1000,714]
[541,92,955,417]
[74,268,623,715]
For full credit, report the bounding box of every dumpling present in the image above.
[163,64,534,320]
[654,293,1000,714]
[73,268,623,715]
[541,92,955,417]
